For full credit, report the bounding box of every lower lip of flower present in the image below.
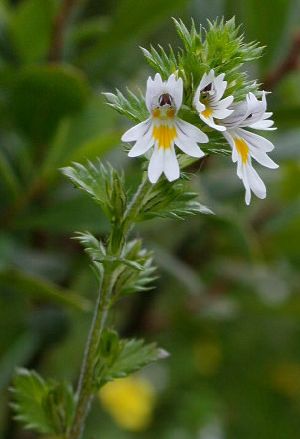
[234,137,249,163]
[201,107,213,118]
[152,124,177,149]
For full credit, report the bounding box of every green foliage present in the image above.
[75,231,107,264]
[11,368,75,435]
[61,161,127,221]
[141,44,178,83]
[75,233,156,295]
[94,329,168,387]
[203,18,263,100]
[142,17,263,103]
[103,88,148,123]
[138,178,214,221]
[113,239,157,296]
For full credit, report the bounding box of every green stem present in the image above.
[122,175,150,237]
[67,175,151,439]
[67,269,112,439]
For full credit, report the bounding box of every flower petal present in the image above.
[214,73,226,100]
[176,119,208,143]
[166,74,183,110]
[241,166,252,205]
[193,84,205,113]
[176,133,205,158]
[200,114,226,131]
[145,73,163,112]
[247,164,266,199]
[213,95,234,110]
[250,119,276,130]
[237,128,275,152]
[249,148,279,169]
[128,128,154,157]
[122,119,150,142]
[163,146,180,181]
[199,71,211,90]
[223,131,238,162]
[212,108,234,119]
[148,146,164,183]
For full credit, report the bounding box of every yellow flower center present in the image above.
[152,108,161,118]
[152,125,177,149]
[152,107,176,119]
[234,137,249,164]
[201,107,213,118]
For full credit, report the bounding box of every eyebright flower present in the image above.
[193,70,234,132]
[121,73,208,183]
[221,92,278,205]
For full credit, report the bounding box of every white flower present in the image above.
[121,73,208,184]
[222,92,278,205]
[193,69,234,132]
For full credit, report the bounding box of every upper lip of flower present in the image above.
[193,69,234,132]
[146,73,183,115]
[222,91,276,130]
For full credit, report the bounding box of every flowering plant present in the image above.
[11,17,278,439]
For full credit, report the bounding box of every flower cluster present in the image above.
[122,70,278,205]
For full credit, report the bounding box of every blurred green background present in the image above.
[0,0,300,438]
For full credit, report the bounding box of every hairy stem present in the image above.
[67,269,111,439]
[67,176,151,439]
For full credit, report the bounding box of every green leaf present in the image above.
[138,178,214,221]
[11,65,89,143]
[113,239,157,297]
[61,160,127,221]
[94,330,168,387]
[75,233,151,285]
[11,368,75,435]
[141,44,178,80]
[75,231,106,262]
[9,0,57,63]
[103,88,148,123]
[108,339,167,380]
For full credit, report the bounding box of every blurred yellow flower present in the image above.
[99,375,156,431]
